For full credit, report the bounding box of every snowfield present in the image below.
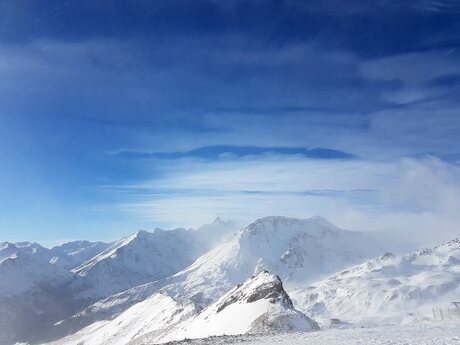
[129,323,460,345]
[290,238,460,325]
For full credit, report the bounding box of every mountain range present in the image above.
[0,216,457,345]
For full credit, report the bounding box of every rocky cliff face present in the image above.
[215,270,294,313]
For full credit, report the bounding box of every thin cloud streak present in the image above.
[103,155,460,246]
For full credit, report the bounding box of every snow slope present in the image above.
[2,215,434,345]
[54,215,380,337]
[290,238,460,325]
[45,216,381,344]
[157,215,389,307]
[0,219,238,345]
[0,250,72,296]
[49,240,112,269]
[44,271,318,345]
[0,240,111,270]
[129,323,460,345]
[0,247,76,345]
[70,218,238,300]
[158,271,319,342]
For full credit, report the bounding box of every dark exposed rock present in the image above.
[216,270,293,313]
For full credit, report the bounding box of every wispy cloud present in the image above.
[102,154,460,246]
[114,146,355,160]
[1,1,459,243]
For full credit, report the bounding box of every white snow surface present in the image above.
[157,215,389,305]
[0,240,111,269]
[4,216,458,345]
[130,323,460,345]
[0,251,72,296]
[159,271,318,342]
[290,238,460,325]
[44,271,318,345]
[0,241,78,296]
[71,218,238,299]
[45,216,392,344]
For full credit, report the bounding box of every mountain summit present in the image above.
[160,270,319,342]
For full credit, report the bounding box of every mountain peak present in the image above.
[212,216,223,223]
[134,229,153,239]
[0,242,15,250]
[244,215,341,239]
[215,270,293,313]
[308,215,338,228]
[250,215,338,228]
[436,237,460,252]
[161,271,319,342]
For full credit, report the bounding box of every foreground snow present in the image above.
[129,323,460,345]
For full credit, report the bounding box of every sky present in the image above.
[0,0,460,245]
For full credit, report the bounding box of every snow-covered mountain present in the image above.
[49,240,112,269]
[46,271,318,345]
[290,238,460,325]
[0,218,239,344]
[3,215,447,345]
[0,239,111,297]
[0,241,48,264]
[0,248,72,296]
[0,239,115,345]
[47,215,387,344]
[0,240,112,270]
[157,215,389,306]
[70,218,239,300]
[0,245,75,345]
[158,270,319,342]
[1,242,40,262]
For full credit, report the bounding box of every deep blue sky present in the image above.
[1,0,460,244]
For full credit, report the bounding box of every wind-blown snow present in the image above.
[71,218,238,299]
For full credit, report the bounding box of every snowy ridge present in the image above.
[290,238,460,324]
[0,239,110,296]
[154,215,388,307]
[0,250,72,296]
[44,216,382,345]
[0,241,48,264]
[0,240,111,270]
[3,216,453,345]
[0,240,112,345]
[50,240,112,269]
[46,271,318,345]
[157,271,319,343]
[70,218,238,300]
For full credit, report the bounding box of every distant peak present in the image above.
[0,241,15,249]
[14,241,34,247]
[307,215,338,228]
[308,214,327,221]
[212,216,223,223]
[435,238,460,251]
[249,215,338,229]
[252,216,289,225]
[135,229,152,238]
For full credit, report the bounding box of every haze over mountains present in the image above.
[0,216,458,345]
